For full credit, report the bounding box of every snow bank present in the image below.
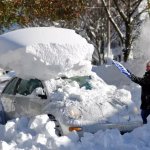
[0,115,149,150]
[0,27,94,80]
[92,64,131,87]
[43,72,141,125]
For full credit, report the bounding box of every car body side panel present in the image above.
[14,95,46,118]
[0,94,16,119]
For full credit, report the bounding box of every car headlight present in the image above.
[67,106,81,119]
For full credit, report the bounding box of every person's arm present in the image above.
[130,73,150,86]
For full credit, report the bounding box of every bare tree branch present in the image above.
[132,7,148,21]
[112,0,128,22]
[130,0,143,16]
[121,0,127,5]
[101,0,124,42]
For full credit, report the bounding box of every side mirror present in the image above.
[35,87,47,99]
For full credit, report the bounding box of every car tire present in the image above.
[47,114,63,136]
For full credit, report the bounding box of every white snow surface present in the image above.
[0,114,150,150]
[0,20,150,150]
[0,27,94,80]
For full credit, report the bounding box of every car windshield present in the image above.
[65,76,92,90]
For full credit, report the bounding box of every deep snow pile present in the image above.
[0,27,94,80]
[42,72,141,124]
[0,114,149,150]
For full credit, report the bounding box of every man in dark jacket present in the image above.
[130,61,150,124]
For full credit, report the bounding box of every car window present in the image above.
[16,79,44,96]
[2,77,19,95]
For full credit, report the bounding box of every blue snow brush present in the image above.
[112,60,131,78]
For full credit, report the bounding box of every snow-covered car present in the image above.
[0,75,142,136]
[0,76,91,136]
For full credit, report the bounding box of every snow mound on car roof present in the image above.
[0,27,94,80]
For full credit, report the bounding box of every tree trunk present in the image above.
[123,22,132,62]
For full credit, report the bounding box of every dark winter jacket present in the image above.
[130,71,150,110]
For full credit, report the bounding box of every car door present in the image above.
[0,77,20,120]
[14,78,47,118]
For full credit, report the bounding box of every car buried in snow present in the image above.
[0,75,143,136]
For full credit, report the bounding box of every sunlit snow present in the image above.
[0,27,94,80]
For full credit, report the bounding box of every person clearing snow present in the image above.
[130,61,150,124]
[113,60,150,124]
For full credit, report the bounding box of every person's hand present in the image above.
[126,69,137,80]
[120,68,131,78]
[112,60,131,78]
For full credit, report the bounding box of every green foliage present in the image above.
[0,0,87,31]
